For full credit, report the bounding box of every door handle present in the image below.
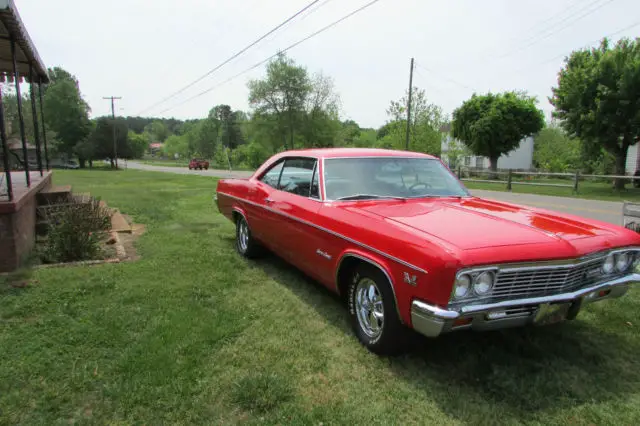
[265,197,274,204]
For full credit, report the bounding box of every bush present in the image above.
[40,197,113,263]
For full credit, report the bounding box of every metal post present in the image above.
[29,66,43,176]
[38,80,49,170]
[457,165,462,180]
[11,38,30,186]
[0,88,13,201]
[573,171,580,194]
[405,57,414,151]
[507,169,513,191]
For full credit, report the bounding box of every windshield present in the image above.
[323,157,470,200]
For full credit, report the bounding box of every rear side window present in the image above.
[260,161,284,188]
[278,158,317,197]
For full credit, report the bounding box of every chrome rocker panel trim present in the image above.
[411,273,640,338]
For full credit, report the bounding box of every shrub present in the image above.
[40,197,113,263]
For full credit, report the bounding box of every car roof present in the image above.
[273,148,438,160]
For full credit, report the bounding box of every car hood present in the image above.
[354,197,617,251]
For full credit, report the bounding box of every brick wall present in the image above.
[0,194,37,272]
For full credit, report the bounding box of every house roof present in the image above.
[0,0,48,83]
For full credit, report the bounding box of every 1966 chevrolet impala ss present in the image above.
[215,148,640,354]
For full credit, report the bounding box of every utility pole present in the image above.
[405,58,414,151]
[103,96,122,169]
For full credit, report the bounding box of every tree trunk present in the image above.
[489,156,499,180]
[613,149,627,190]
[110,158,114,169]
[78,157,86,169]
[89,159,93,169]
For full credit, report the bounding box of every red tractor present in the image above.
[189,158,209,170]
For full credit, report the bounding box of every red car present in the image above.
[189,158,209,170]
[215,148,640,354]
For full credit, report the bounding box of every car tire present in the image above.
[348,263,409,355]
[235,215,262,258]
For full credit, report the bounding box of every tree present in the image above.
[143,120,169,143]
[89,117,129,167]
[42,68,92,164]
[128,131,148,159]
[533,126,581,172]
[452,91,544,174]
[550,37,640,189]
[248,53,311,150]
[383,87,445,155]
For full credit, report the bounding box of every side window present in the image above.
[278,158,317,197]
[260,161,284,188]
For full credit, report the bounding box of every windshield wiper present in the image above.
[335,194,406,201]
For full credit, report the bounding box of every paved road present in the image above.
[126,161,625,225]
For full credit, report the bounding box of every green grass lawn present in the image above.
[2,169,640,424]
[464,177,640,202]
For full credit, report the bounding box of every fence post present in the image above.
[573,171,580,194]
[507,169,512,191]
[457,165,462,180]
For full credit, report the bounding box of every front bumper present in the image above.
[411,273,640,338]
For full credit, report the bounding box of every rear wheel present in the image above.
[235,215,262,258]
[348,263,409,355]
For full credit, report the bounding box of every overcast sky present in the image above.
[18,0,640,128]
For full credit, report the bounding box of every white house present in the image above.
[440,125,535,170]
[625,144,640,175]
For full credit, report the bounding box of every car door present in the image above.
[265,157,329,283]
[244,159,285,251]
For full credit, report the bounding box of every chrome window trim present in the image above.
[336,253,403,323]
[217,191,428,274]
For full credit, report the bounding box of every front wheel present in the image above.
[348,264,409,355]
[235,215,262,258]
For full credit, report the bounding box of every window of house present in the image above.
[464,156,471,166]
[475,157,484,168]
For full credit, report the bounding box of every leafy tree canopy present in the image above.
[550,37,640,188]
[452,91,544,171]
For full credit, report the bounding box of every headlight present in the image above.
[473,271,495,295]
[615,252,632,272]
[602,253,615,274]
[454,274,471,299]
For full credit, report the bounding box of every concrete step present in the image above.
[37,185,72,206]
[110,210,131,233]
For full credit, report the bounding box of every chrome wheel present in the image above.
[238,219,249,253]
[355,278,384,339]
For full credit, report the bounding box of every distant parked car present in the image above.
[189,158,209,170]
[50,159,79,169]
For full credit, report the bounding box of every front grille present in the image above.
[492,258,607,299]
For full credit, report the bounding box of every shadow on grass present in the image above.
[240,246,640,419]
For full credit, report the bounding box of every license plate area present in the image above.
[533,303,572,326]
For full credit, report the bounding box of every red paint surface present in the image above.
[216,148,640,325]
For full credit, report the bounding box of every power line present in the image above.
[156,0,383,116]
[491,0,619,62]
[508,20,640,74]
[415,61,477,92]
[136,0,323,116]
[513,0,591,45]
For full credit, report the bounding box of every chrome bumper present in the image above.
[411,273,640,338]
